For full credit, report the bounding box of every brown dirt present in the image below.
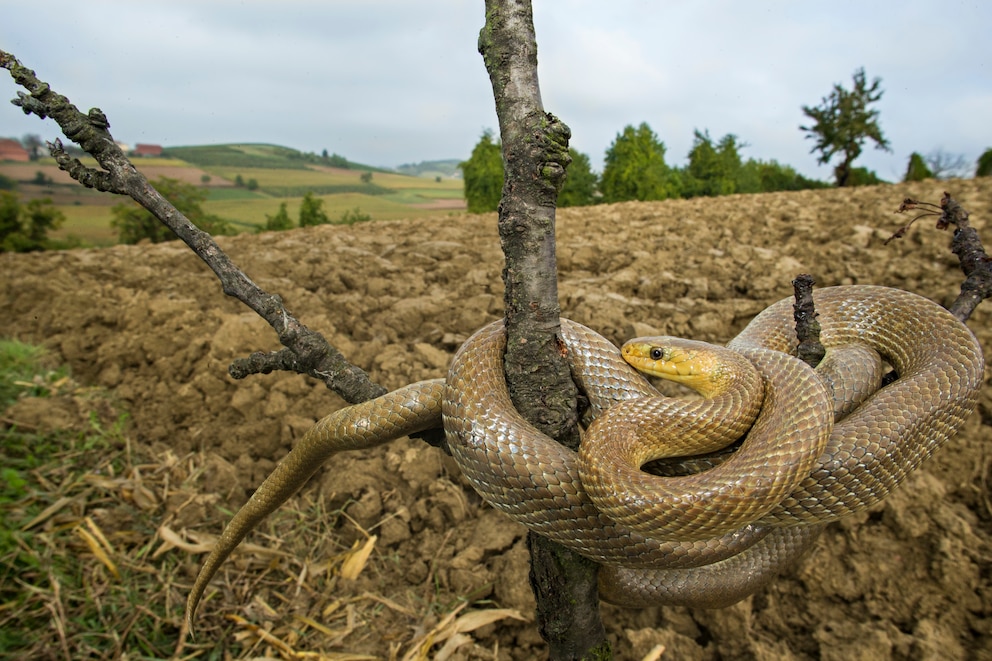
[2,179,991,660]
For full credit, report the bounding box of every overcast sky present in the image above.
[2,1,989,181]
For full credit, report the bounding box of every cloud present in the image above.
[1,1,989,177]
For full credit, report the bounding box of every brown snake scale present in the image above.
[187,285,984,623]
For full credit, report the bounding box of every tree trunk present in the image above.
[479,2,611,658]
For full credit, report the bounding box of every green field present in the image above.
[205,191,465,227]
[1,143,465,246]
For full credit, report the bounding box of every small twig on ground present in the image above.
[792,274,825,368]
[0,49,386,406]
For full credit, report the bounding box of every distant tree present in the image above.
[321,149,329,160]
[360,171,373,184]
[327,153,350,168]
[977,148,992,177]
[903,152,934,182]
[234,174,245,188]
[0,191,64,252]
[435,175,442,183]
[263,202,293,231]
[800,68,890,187]
[845,166,886,187]
[924,149,970,179]
[682,130,748,197]
[558,148,598,207]
[111,177,231,243]
[740,159,831,192]
[246,178,259,191]
[0,174,15,191]
[32,171,49,185]
[298,191,330,227]
[459,129,504,213]
[21,134,43,161]
[338,207,371,224]
[200,174,211,185]
[0,192,17,243]
[600,122,680,203]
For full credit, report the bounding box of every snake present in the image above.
[185,285,983,626]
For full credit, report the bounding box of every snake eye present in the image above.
[649,347,665,361]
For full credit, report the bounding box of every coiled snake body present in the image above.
[186,285,984,623]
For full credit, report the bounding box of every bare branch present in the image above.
[0,49,386,405]
[480,2,608,658]
[792,274,825,367]
[886,191,992,322]
[941,193,992,322]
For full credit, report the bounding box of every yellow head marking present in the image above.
[621,338,728,398]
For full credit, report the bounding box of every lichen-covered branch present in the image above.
[479,2,609,659]
[0,49,385,405]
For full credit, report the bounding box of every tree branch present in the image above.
[0,49,386,405]
[479,2,608,658]
[887,192,992,322]
[792,274,826,368]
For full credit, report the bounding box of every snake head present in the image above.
[621,337,732,398]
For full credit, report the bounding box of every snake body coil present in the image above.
[186,285,984,624]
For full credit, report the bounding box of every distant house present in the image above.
[0,138,30,162]
[133,143,163,157]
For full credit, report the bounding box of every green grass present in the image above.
[0,342,167,657]
[205,191,460,227]
[0,340,497,658]
[0,341,271,658]
[200,165,374,189]
[49,205,118,245]
[0,340,66,407]
[204,187,270,202]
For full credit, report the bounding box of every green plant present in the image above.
[262,201,293,231]
[600,122,680,202]
[0,192,65,252]
[0,340,65,406]
[845,166,886,187]
[975,148,992,177]
[903,152,934,182]
[337,206,372,224]
[558,148,598,207]
[460,129,504,213]
[740,159,832,192]
[681,130,748,197]
[298,190,330,226]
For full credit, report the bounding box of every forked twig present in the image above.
[886,192,991,322]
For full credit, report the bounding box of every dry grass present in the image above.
[0,343,523,660]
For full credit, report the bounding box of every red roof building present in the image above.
[133,143,163,157]
[0,138,30,162]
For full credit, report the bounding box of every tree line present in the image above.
[460,123,833,213]
[460,68,992,213]
[3,67,992,251]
